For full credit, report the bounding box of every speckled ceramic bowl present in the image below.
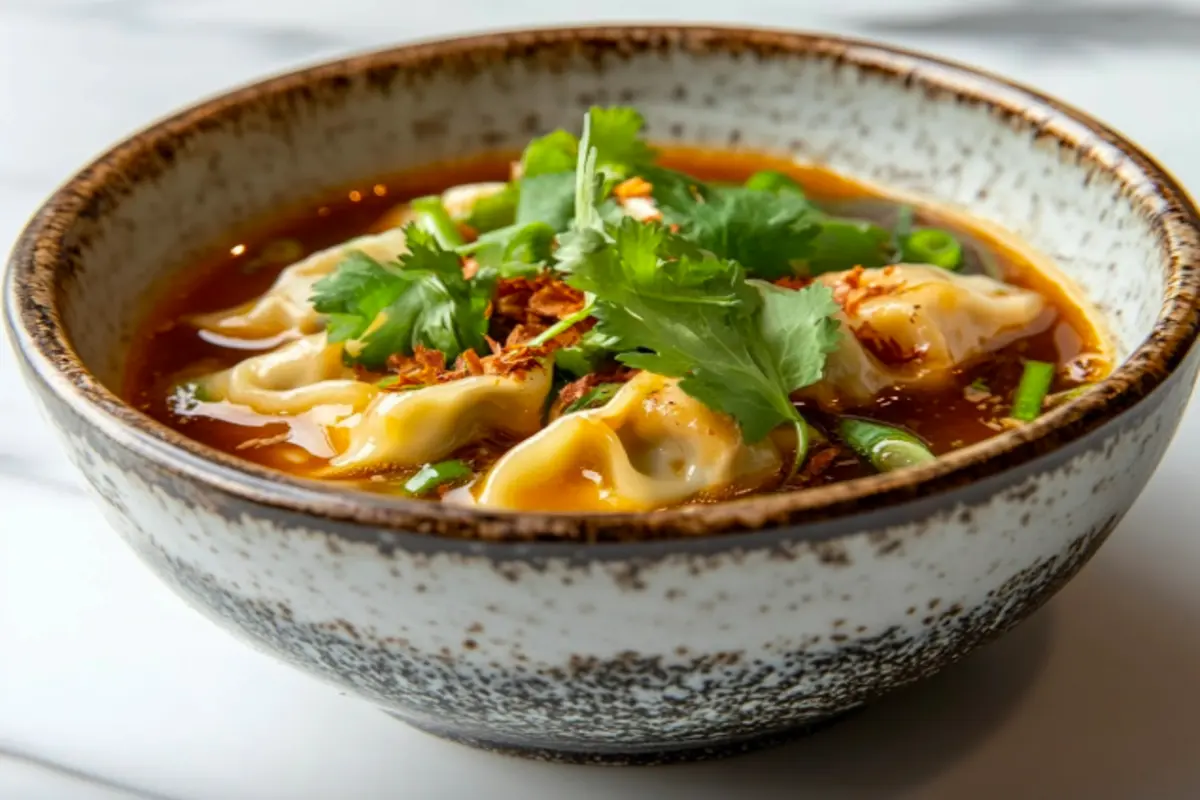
[6,26,1200,764]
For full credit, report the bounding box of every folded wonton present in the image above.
[473,372,783,512]
[189,226,413,340]
[805,264,1051,407]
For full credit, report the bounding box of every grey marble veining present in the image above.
[857,0,1200,49]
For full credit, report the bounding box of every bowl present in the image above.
[6,25,1200,765]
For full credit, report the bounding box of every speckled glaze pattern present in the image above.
[6,27,1200,762]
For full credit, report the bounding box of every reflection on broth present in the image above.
[125,106,1110,513]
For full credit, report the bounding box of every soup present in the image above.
[125,106,1110,512]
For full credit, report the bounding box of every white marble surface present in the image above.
[3,1,1200,798]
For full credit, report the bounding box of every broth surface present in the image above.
[125,148,1109,501]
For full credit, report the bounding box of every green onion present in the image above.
[1011,360,1056,422]
[410,196,465,249]
[788,418,810,482]
[563,383,622,414]
[900,228,962,270]
[744,170,806,197]
[837,417,936,473]
[403,460,473,496]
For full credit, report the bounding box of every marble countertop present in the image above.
[4,1,1200,798]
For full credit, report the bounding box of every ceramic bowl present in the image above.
[6,26,1200,765]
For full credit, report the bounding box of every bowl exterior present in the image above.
[14,345,1196,759]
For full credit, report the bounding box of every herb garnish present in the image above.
[311,225,494,369]
[566,217,841,448]
[659,186,821,280]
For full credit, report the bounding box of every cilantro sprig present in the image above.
[310,224,494,369]
[659,186,821,280]
[536,113,843,473]
[513,106,659,231]
[566,217,841,450]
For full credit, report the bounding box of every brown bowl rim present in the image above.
[6,23,1200,545]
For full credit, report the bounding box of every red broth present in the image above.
[124,149,1109,498]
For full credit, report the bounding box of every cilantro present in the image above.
[659,186,820,280]
[755,281,843,396]
[520,129,579,178]
[512,106,658,232]
[310,225,493,369]
[565,217,840,443]
[645,165,708,211]
[554,328,619,377]
[804,219,893,275]
[515,172,577,230]
[562,383,623,415]
[744,170,806,196]
[587,106,656,177]
[462,221,556,277]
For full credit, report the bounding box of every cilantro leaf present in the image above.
[463,221,556,277]
[660,186,820,280]
[587,106,656,177]
[309,250,398,325]
[554,328,620,377]
[804,219,893,275]
[310,225,493,368]
[515,172,577,230]
[566,217,836,442]
[520,129,579,178]
[512,106,658,232]
[755,281,842,392]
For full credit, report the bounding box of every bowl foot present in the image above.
[390,710,858,766]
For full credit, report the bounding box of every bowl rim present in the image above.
[6,23,1200,545]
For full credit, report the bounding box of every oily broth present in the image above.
[124,148,1109,497]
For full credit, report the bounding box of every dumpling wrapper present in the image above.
[328,366,552,473]
[805,264,1051,407]
[472,372,784,512]
[189,226,413,341]
[199,333,377,415]
[196,334,552,471]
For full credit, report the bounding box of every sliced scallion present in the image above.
[900,228,962,270]
[837,417,936,473]
[1011,360,1056,422]
[404,460,473,496]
